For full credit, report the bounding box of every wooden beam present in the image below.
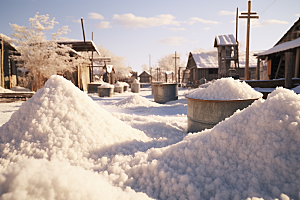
[256,58,260,80]
[285,52,293,89]
[275,55,283,79]
[295,47,300,78]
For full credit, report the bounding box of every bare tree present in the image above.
[141,64,149,72]
[10,12,87,91]
[157,53,184,72]
[97,45,132,80]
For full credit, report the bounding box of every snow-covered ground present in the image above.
[0,75,299,200]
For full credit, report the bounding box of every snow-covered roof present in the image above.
[138,71,151,77]
[214,34,237,47]
[191,51,219,68]
[256,37,300,56]
[189,50,257,69]
[165,71,173,75]
[106,65,113,73]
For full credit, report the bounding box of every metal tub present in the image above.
[98,87,114,97]
[88,83,102,93]
[131,83,140,93]
[152,83,178,104]
[186,97,259,133]
[114,86,124,93]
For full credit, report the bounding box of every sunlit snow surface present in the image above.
[1,75,299,200]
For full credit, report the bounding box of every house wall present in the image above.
[139,72,152,83]
[196,68,218,81]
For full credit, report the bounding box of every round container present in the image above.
[114,86,124,93]
[88,83,102,93]
[186,97,259,133]
[152,83,178,104]
[98,87,114,97]
[131,82,140,93]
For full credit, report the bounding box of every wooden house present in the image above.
[0,34,19,89]
[138,71,152,83]
[255,18,300,85]
[184,51,219,84]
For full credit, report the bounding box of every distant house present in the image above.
[0,34,19,89]
[255,18,300,81]
[138,71,152,83]
[184,50,257,84]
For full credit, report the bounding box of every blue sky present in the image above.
[1,0,300,73]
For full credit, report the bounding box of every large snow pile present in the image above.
[103,88,300,199]
[0,75,150,170]
[0,159,152,200]
[187,77,262,100]
[112,94,159,108]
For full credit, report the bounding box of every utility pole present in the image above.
[173,51,180,83]
[236,7,240,69]
[149,54,151,72]
[239,1,259,80]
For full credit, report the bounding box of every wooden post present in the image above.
[239,1,259,80]
[295,47,300,78]
[91,32,94,82]
[256,58,260,80]
[285,52,293,89]
[173,51,179,83]
[236,7,240,69]
[0,40,3,87]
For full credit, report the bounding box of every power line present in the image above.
[259,0,278,16]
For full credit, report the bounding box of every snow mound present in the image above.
[0,87,13,93]
[99,83,114,88]
[0,75,150,170]
[0,159,152,200]
[187,77,262,100]
[108,87,300,199]
[112,94,159,108]
[10,86,32,92]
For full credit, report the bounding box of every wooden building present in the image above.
[184,51,219,84]
[184,50,257,85]
[214,34,239,78]
[0,35,19,89]
[255,18,300,85]
[58,41,101,91]
[138,71,152,83]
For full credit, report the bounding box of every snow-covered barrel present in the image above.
[122,82,129,92]
[88,82,103,93]
[152,83,178,104]
[185,78,263,133]
[114,82,124,93]
[98,84,114,97]
[131,79,140,93]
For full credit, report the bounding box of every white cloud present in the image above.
[188,17,219,25]
[190,40,199,44]
[112,13,181,28]
[72,19,81,23]
[169,28,185,31]
[261,20,289,26]
[88,12,104,20]
[96,21,111,29]
[296,14,300,17]
[157,36,188,46]
[202,27,210,31]
[218,10,235,15]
